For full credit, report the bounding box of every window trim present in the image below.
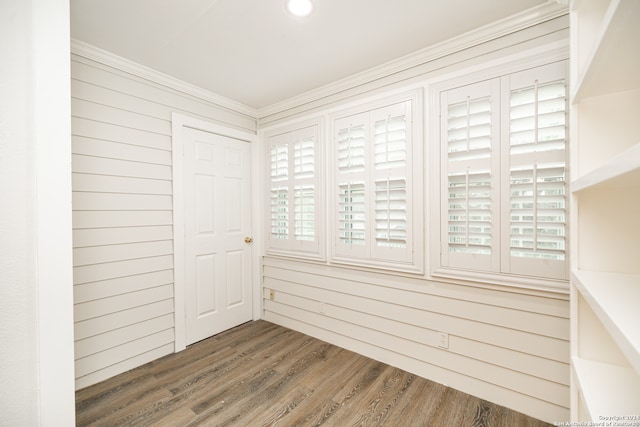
[329,89,424,274]
[428,56,570,293]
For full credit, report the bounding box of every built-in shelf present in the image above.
[572,270,640,373]
[572,357,640,420]
[570,0,640,421]
[571,142,640,192]
[571,0,640,103]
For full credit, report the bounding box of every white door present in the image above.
[183,126,253,345]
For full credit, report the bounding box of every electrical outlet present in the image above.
[269,290,275,301]
[438,332,449,349]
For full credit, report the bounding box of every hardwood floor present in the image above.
[76,320,552,426]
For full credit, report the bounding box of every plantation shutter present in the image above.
[293,133,316,242]
[266,124,320,255]
[335,112,368,258]
[502,62,568,279]
[370,101,412,263]
[438,61,568,283]
[269,139,289,242]
[441,80,500,272]
[333,100,415,265]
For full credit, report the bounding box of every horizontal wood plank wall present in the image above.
[71,53,256,390]
[262,257,569,423]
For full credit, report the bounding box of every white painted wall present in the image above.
[0,0,75,425]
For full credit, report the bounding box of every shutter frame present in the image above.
[437,60,569,284]
[265,122,322,257]
[501,62,569,280]
[331,91,423,272]
[441,79,501,273]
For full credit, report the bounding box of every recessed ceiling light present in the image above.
[286,0,313,17]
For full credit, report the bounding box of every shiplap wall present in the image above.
[263,258,570,423]
[260,16,571,425]
[71,52,256,389]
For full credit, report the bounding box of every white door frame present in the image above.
[171,113,261,352]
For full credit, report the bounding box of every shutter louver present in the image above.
[338,182,366,246]
[269,142,289,241]
[294,185,314,241]
[447,170,492,255]
[509,77,567,268]
[270,188,288,240]
[510,165,566,260]
[375,178,407,248]
[270,143,288,181]
[374,114,406,169]
[510,80,566,154]
[294,136,315,179]
[293,135,315,242]
[338,124,366,172]
[447,97,492,163]
[446,94,495,257]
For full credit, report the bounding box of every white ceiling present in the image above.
[70,0,547,110]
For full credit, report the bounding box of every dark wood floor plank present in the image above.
[130,327,309,426]
[283,348,376,426]
[428,387,490,427]
[324,363,414,426]
[378,374,447,426]
[186,331,317,414]
[237,383,315,427]
[174,331,318,426]
[190,340,341,426]
[227,342,344,425]
[75,320,276,425]
[75,320,552,427]
[148,406,196,427]
[361,369,418,426]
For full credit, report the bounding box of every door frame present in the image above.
[171,112,261,352]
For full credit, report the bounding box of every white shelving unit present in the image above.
[570,0,640,421]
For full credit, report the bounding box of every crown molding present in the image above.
[70,39,258,118]
[257,1,568,119]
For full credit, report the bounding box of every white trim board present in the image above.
[171,113,259,352]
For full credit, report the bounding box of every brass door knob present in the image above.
[244,237,253,243]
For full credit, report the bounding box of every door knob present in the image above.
[244,237,253,244]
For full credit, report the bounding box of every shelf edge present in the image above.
[571,142,640,192]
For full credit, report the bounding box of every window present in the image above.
[438,61,568,282]
[266,121,322,257]
[332,92,423,271]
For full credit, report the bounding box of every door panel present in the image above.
[183,127,252,345]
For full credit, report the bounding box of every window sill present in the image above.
[431,267,570,295]
[329,256,424,276]
[264,248,325,262]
